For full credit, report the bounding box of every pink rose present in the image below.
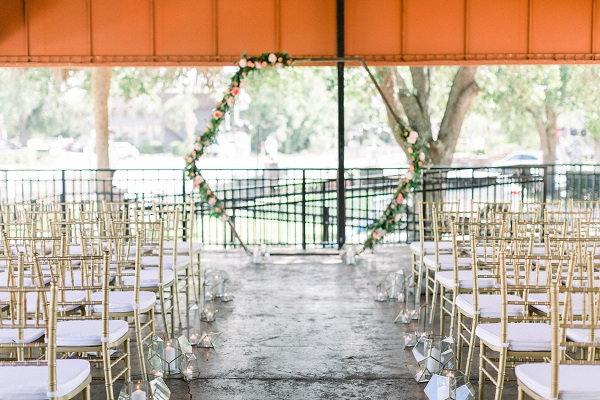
[255,62,262,70]
[213,110,223,119]
[268,53,277,63]
[208,197,217,206]
[407,131,419,144]
[231,87,240,96]
[419,152,426,161]
[194,175,204,184]
[261,61,267,68]
[227,97,234,107]
[395,193,404,204]
[239,58,247,68]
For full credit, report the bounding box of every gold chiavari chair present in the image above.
[82,232,157,379]
[0,255,92,399]
[410,201,459,303]
[476,251,573,400]
[515,281,600,400]
[111,219,176,336]
[36,251,131,400]
[154,201,203,304]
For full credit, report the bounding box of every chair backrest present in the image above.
[550,280,600,398]
[417,201,459,249]
[0,253,60,394]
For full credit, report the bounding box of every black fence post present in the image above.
[323,206,330,244]
[60,170,66,204]
[542,165,549,203]
[302,169,307,250]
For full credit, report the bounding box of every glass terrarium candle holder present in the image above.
[220,279,233,302]
[118,379,150,400]
[147,335,185,377]
[413,336,456,383]
[148,377,171,400]
[201,302,218,322]
[374,283,388,302]
[198,331,222,348]
[424,369,475,400]
[181,354,201,382]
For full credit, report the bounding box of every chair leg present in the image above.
[124,338,131,382]
[494,348,508,400]
[415,254,423,303]
[429,277,439,325]
[456,312,463,369]
[83,384,91,400]
[134,310,147,377]
[102,343,114,400]
[448,292,457,337]
[158,288,170,337]
[517,386,525,400]
[464,316,478,378]
[478,342,486,400]
[438,286,446,333]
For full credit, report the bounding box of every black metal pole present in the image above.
[336,0,346,250]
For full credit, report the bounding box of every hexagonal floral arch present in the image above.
[184,52,426,251]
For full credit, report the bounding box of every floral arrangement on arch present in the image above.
[184,52,293,220]
[362,129,427,250]
[183,51,426,251]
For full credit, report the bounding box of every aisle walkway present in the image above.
[184,247,421,399]
[92,246,512,399]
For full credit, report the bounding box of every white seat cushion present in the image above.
[565,321,600,343]
[455,294,524,318]
[435,269,495,289]
[121,269,175,287]
[0,359,90,399]
[163,241,203,254]
[140,255,190,271]
[92,291,156,313]
[529,293,585,315]
[0,319,45,344]
[410,241,453,255]
[516,363,600,400]
[59,270,115,287]
[26,290,87,313]
[424,254,471,271]
[56,319,129,346]
[476,322,551,351]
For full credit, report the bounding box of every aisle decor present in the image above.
[184,52,293,222]
[183,51,427,252]
[363,129,428,250]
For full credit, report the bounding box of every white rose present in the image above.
[227,97,235,107]
[255,62,262,70]
[194,175,204,184]
[394,213,402,222]
[268,53,277,63]
[407,131,419,144]
[419,151,426,161]
[194,142,203,151]
[239,58,247,68]
[208,197,217,206]
[405,171,414,180]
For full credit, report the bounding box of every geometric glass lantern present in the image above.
[413,336,456,383]
[385,270,406,300]
[149,377,172,400]
[374,283,388,302]
[148,335,185,377]
[220,279,233,302]
[181,354,201,381]
[118,377,171,400]
[197,331,222,348]
[424,370,475,400]
[201,301,218,322]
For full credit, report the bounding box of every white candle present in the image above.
[183,367,193,380]
[164,343,179,373]
[131,385,146,400]
[189,334,198,345]
[397,292,405,302]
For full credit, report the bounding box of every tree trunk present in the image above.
[531,105,557,164]
[92,68,113,200]
[378,66,479,166]
[595,137,600,164]
[430,67,480,166]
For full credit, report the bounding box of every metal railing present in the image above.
[2,164,599,248]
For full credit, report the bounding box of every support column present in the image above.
[336,0,346,249]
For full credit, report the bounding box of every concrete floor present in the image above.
[88,245,519,399]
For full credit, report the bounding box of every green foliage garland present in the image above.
[183,52,427,250]
[184,52,293,220]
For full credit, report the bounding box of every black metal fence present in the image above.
[2,164,599,248]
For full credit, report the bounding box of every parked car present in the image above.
[492,150,544,167]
